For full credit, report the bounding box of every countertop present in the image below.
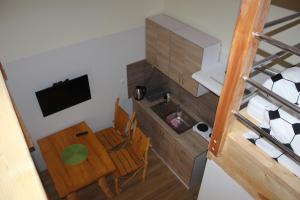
[133,97,209,158]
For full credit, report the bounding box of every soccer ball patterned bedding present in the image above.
[245,66,300,177]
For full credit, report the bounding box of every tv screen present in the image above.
[36,74,91,117]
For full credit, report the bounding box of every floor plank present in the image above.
[39,150,200,200]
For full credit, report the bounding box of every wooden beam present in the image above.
[0,71,47,200]
[0,62,34,150]
[209,112,300,200]
[12,99,35,151]
[209,0,271,156]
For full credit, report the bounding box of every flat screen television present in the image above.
[36,74,91,117]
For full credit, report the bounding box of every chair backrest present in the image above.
[114,98,129,136]
[127,112,136,140]
[129,127,150,161]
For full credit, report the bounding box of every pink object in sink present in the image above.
[170,118,181,128]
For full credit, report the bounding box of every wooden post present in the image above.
[209,0,271,156]
[0,64,47,200]
[0,62,34,150]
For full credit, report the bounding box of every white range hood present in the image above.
[192,63,226,96]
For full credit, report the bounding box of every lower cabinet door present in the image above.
[171,142,194,185]
[156,130,176,165]
[134,103,153,136]
[133,102,194,186]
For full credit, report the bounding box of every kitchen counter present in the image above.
[133,97,208,188]
[134,97,208,157]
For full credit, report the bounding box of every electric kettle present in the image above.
[134,86,147,101]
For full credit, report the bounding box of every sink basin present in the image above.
[151,101,197,134]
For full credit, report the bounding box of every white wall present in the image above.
[1,0,164,171]
[5,27,145,170]
[0,0,164,63]
[162,1,300,199]
[163,0,300,67]
[2,0,299,178]
[164,0,240,65]
[198,160,253,200]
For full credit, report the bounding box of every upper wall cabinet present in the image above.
[146,15,186,75]
[146,14,221,97]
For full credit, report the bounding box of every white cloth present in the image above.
[244,131,300,177]
[245,66,300,178]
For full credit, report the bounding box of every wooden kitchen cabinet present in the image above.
[133,100,207,188]
[134,101,174,159]
[146,14,221,97]
[172,142,195,184]
[169,34,184,83]
[181,74,199,94]
[146,19,157,67]
[169,33,202,95]
[156,25,171,75]
[146,19,171,75]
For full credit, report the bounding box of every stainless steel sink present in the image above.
[151,100,197,134]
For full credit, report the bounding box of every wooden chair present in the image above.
[95,98,136,151]
[109,127,150,194]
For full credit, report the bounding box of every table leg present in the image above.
[98,177,114,199]
[66,192,77,200]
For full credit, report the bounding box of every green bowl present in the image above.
[61,144,89,165]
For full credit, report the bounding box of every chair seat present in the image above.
[95,127,126,151]
[110,149,143,177]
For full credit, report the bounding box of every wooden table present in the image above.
[38,122,116,200]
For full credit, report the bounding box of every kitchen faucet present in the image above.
[164,92,171,103]
[176,105,182,119]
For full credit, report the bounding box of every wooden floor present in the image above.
[40,150,200,200]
